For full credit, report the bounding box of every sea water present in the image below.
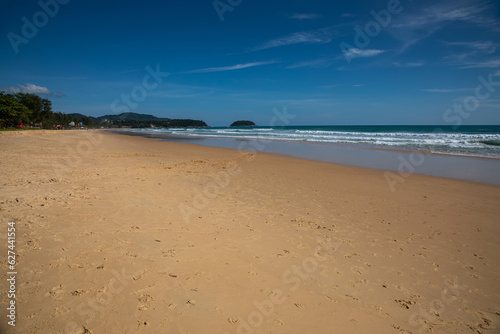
[115,125,500,185]
[125,125,500,158]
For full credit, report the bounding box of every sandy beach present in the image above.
[1,130,499,334]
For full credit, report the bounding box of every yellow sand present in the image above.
[0,130,499,334]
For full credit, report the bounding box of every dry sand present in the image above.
[0,130,499,334]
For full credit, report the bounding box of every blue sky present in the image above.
[1,0,499,126]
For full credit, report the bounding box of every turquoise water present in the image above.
[125,125,500,158]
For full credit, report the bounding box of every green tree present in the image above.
[0,92,31,127]
[41,99,53,119]
[14,93,43,123]
[82,116,94,127]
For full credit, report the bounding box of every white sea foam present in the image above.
[122,127,500,158]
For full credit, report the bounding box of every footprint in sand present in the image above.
[350,267,362,275]
[395,299,415,309]
[474,312,495,331]
[137,320,149,327]
[46,285,65,300]
[133,271,147,281]
[54,306,71,316]
[82,326,94,333]
[71,289,86,296]
[276,250,291,257]
[162,249,176,257]
[353,279,367,286]
[138,294,154,311]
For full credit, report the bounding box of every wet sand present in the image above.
[110,129,500,185]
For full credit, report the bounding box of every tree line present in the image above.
[0,92,95,129]
[0,91,208,129]
[108,119,208,128]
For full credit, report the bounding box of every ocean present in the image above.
[123,125,500,159]
[114,125,500,185]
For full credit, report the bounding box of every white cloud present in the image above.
[252,28,334,51]
[289,13,321,20]
[343,48,384,59]
[185,61,277,73]
[6,83,52,95]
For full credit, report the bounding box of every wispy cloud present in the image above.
[252,28,334,51]
[342,48,385,59]
[421,88,472,93]
[289,13,321,20]
[393,61,425,67]
[443,40,499,69]
[184,61,277,73]
[5,83,52,95]
[390,1,499,52]
[446,40,496,53]
[393,1,495,29]
[287,57,335,69]
[457,58,500,69]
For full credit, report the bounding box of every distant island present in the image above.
[230,120,256,127]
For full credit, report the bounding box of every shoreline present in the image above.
[108,128,500,160]
[108,129,500,186]
[1,130,499,333]
[107,125,500,159]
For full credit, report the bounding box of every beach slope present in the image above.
[0,130,499,334]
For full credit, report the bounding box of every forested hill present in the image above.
[95,112,170,122]
[0,92,207,128]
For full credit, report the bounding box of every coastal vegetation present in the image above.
[0,91,73,128]
[102,118,208,128]
[0,92,207,129]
